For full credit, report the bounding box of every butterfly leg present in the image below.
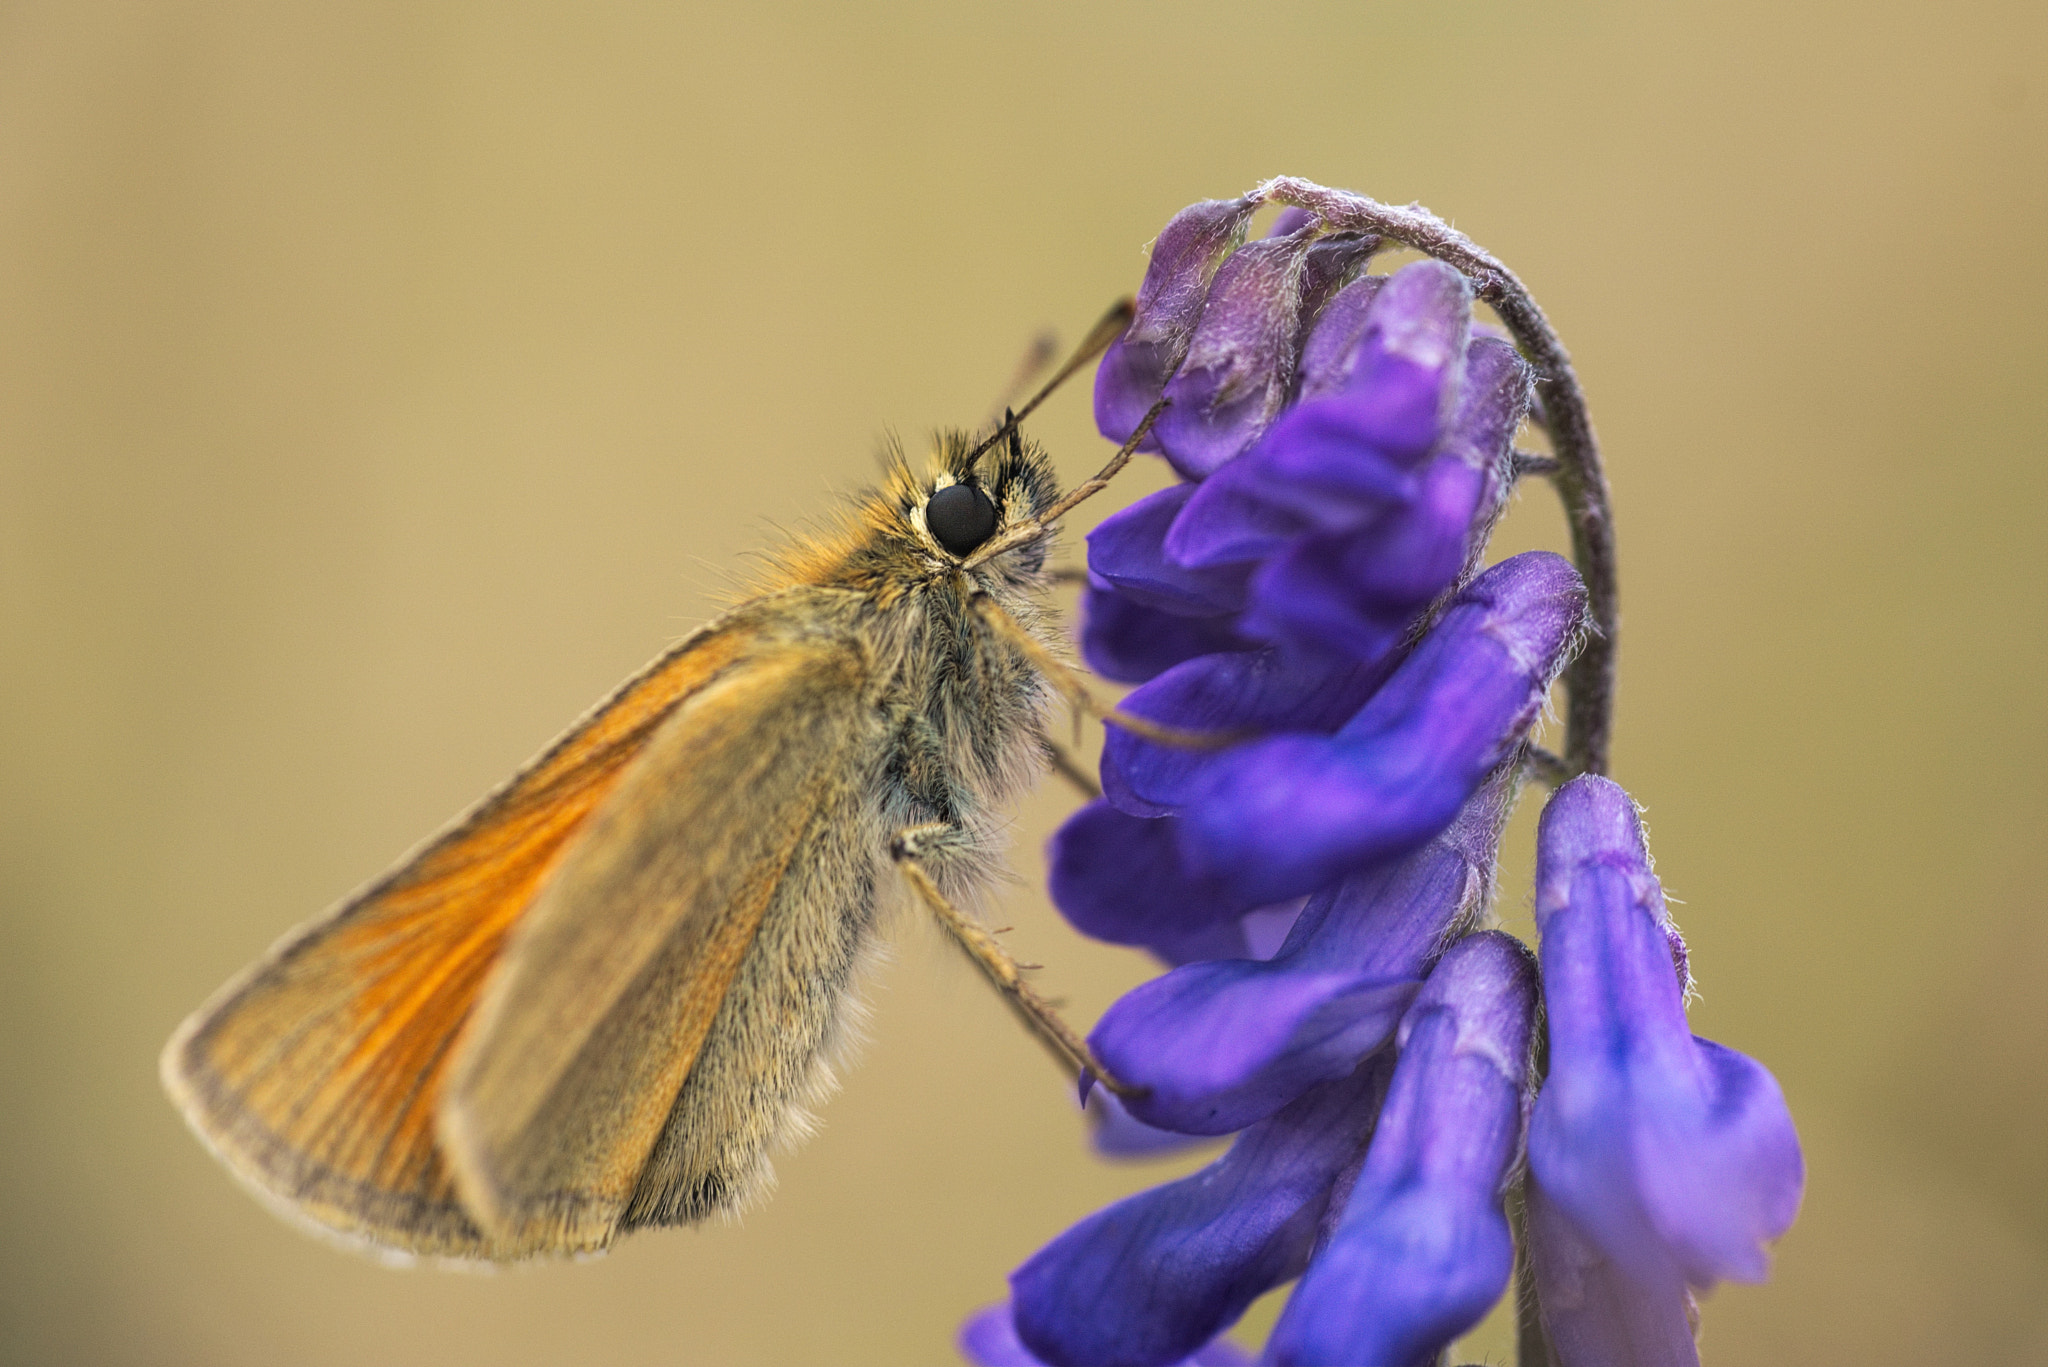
[889,823,1145,1102]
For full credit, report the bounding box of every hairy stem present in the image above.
[1254,177,1619,778]
[1509,1181,1563,1367]
[1522,745,1572,789]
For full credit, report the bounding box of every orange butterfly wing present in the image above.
[161,621,754,1260]
[439,633,876,1252]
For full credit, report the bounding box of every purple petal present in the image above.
[1528,776,1805,1289]
[1239,900,1307,960]
[1078,580,1257,686]
[1143,899,1306,968]
[1236,454,1485,663]
[1154,228,1318,479]
[1085,1088,1224,1160]
[1220,340,1531,664]
[1096,197,1259,448]
[1435,336,1536,578]
[959,1302,1252,1367]
[1438,336,1533,478]
[1176,552,1588,906]
[1088,484,1253,616]
[1525,1182,1701,1367]
[1294,234,1384,345]
[1141,913,1257,967]
[1098,969,1416,1137]
[1011,1056,1390,1367]
[1102,648,1396,818]
[1265,932,1538,1367]
[1296,274,1387,402]
[1265,205,1319,238]
[1160,260,1481,570]
[1336,259,1473,461]
[1090,768,1518,1135]
[1163,394,1419,568]
[1046,801,1247,946]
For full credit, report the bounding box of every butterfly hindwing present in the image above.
[438,630,879,1253]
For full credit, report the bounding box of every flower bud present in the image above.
[1159,265,1485,576]
[1295,231,1382,329]
[1095,197,1258,447]
[1528,777,1805,1293]
[1234,336,1533,661]
[1339,259,1472,460]
[1295,274,1386,402]
[1153,226,1320,479]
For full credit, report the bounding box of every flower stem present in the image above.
[1522,744,1571,789]
[1508,1182,1562,1367]
[1254,177,1619,777]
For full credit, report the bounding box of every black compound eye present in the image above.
[926,482,999,556]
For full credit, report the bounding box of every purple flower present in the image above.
[1003,932,1537,1367]
[1055,551,1585,937]
[1096,197,1259,451]
[1150,223,1319,479]
[1010,1052,1394,1367]
[1088,484,1253,618]
[1236,338,1531,663]
[1098,648,1392,821]
[1264,932,1539,1367]
[1082,1086,1225,1159]
[1077,577,1259,686]
[1055,230,1562,941]
[1046,800,1248,947]
[1525,777,1804,1342]
[1086,766,1519,1136]
[1174,552,1584,907]
[962,185,1801,1367]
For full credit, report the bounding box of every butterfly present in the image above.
[160,304,1173,1263]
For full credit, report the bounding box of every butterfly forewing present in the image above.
[160,619,759,1259]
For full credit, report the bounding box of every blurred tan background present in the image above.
[3,3,2043,1364]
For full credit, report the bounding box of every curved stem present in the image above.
[1253,177,1619,777]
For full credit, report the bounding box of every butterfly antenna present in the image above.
[965,297,1135,470]
[983,330,1060,429]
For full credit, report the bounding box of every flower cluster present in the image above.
[961,187,1804,1367]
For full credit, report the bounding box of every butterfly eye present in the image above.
[926,482,998,556]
